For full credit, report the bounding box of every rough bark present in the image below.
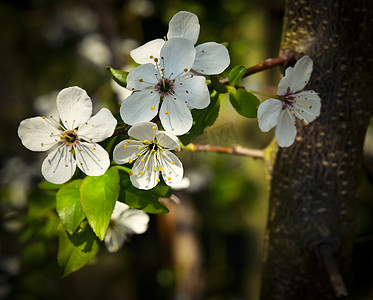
[260,1,373,299]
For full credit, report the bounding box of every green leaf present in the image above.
[179,92,220,146]
[228,65,246,86]
[57,224,100,277]
[210,75,227,94]
[151,183,172,198]
[80,167,120,240]
[106,66,129,87]
[56,180,85,235]
[229,89,260,118]
[116,166,169,214]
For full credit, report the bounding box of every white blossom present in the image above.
[120,38,209,135]
[130,10,230,75]
[104,201,149,253]
[17,86,117,184]
[257,56,321,147]
[113,122,183,190]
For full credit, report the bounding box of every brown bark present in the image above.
[260,1,373,299]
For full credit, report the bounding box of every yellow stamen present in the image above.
[145,166,148,170]
[174,147,178,151]
[137,153,141,157]
[171,162,175,164]
[154,167,157,172]
[138,146,142,150]
[140,171,144,175]
[167,177,171,180]
[129,159,133,164]
[156,178,160,182]
[165,111,169,115]
[150,106,155,110]
[41,143,44,146]
[124,144,127,149]
[184,68,188,72]
[143,140,148,143]
[139,79,144,82]
[129,171,133,175]
[141,158,145,162]
[152,126,157,130]
[160,167,163,171]
[127,140,131,143]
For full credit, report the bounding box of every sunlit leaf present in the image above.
[80,167,120,240]
[57,225,100,277]
[228,65,246,86]
[229,89,260,118]
[106,66,129,87]
[56,179,85,235]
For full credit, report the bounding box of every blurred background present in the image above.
[1,0,373,299]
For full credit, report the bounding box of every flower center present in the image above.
[61,130,79,146]
[281,91,295,109]
[156,78,175,96]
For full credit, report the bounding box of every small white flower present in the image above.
[130,11,230,75]
[257,56,321,147]
[104,201,149,253]
[121,38,210,135]
[113,122,183,190]
[17,86,117,184]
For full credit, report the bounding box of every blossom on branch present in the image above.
[257,55,321,147]
[121,38,209,135]
[113,122,183,190]
[130,10,230,75]
[17,86,117,184]
[104,201,149,253]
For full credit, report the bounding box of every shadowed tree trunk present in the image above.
[260,1,373,299]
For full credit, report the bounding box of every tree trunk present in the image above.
[260,1,373,299]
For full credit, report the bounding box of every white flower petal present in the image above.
[76,142,110,176]
[113,140,146,165]
[160,38,196,79]
[18,116,60,151]
[130,153,159,190]
[56,86,92,130]
[111,201,130,219]
[130,39,165,65]
[257,98,282,132]
[193,42,230,75]
[119,208,149,234]
[78,108,117,142]
[41,145,76,184]
[174,74,210,109]
[292,90,321,123]
[290,56,313,92]
[275,109,297,147]
[120,90,160,125]
[159,150,183,186]
[167,11,200,45]
[104,226,124,253]
[126,63,159,91]
[155,131,180,151]
[277,67,293,95]
[159,97,193,135]
[128,122,157,141]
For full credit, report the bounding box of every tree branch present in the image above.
[219,52,297,85]
[183,143,264,159]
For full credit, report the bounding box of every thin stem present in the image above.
[246,89,277,99]
[318,244,348,298]
[183,143,264,159]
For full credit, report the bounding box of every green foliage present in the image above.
[180,92,221,145]
[80,167,120,241]
[57,224,100,277]
[210,75,227,94]
[106,66,129,87]
[228,65,246,86]
[56,179,85,235]
[116,166,169,214]
[229,89,260,118]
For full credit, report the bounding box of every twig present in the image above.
[318,244,348,298]
[183,143,264,159]
[219,52,297,85]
